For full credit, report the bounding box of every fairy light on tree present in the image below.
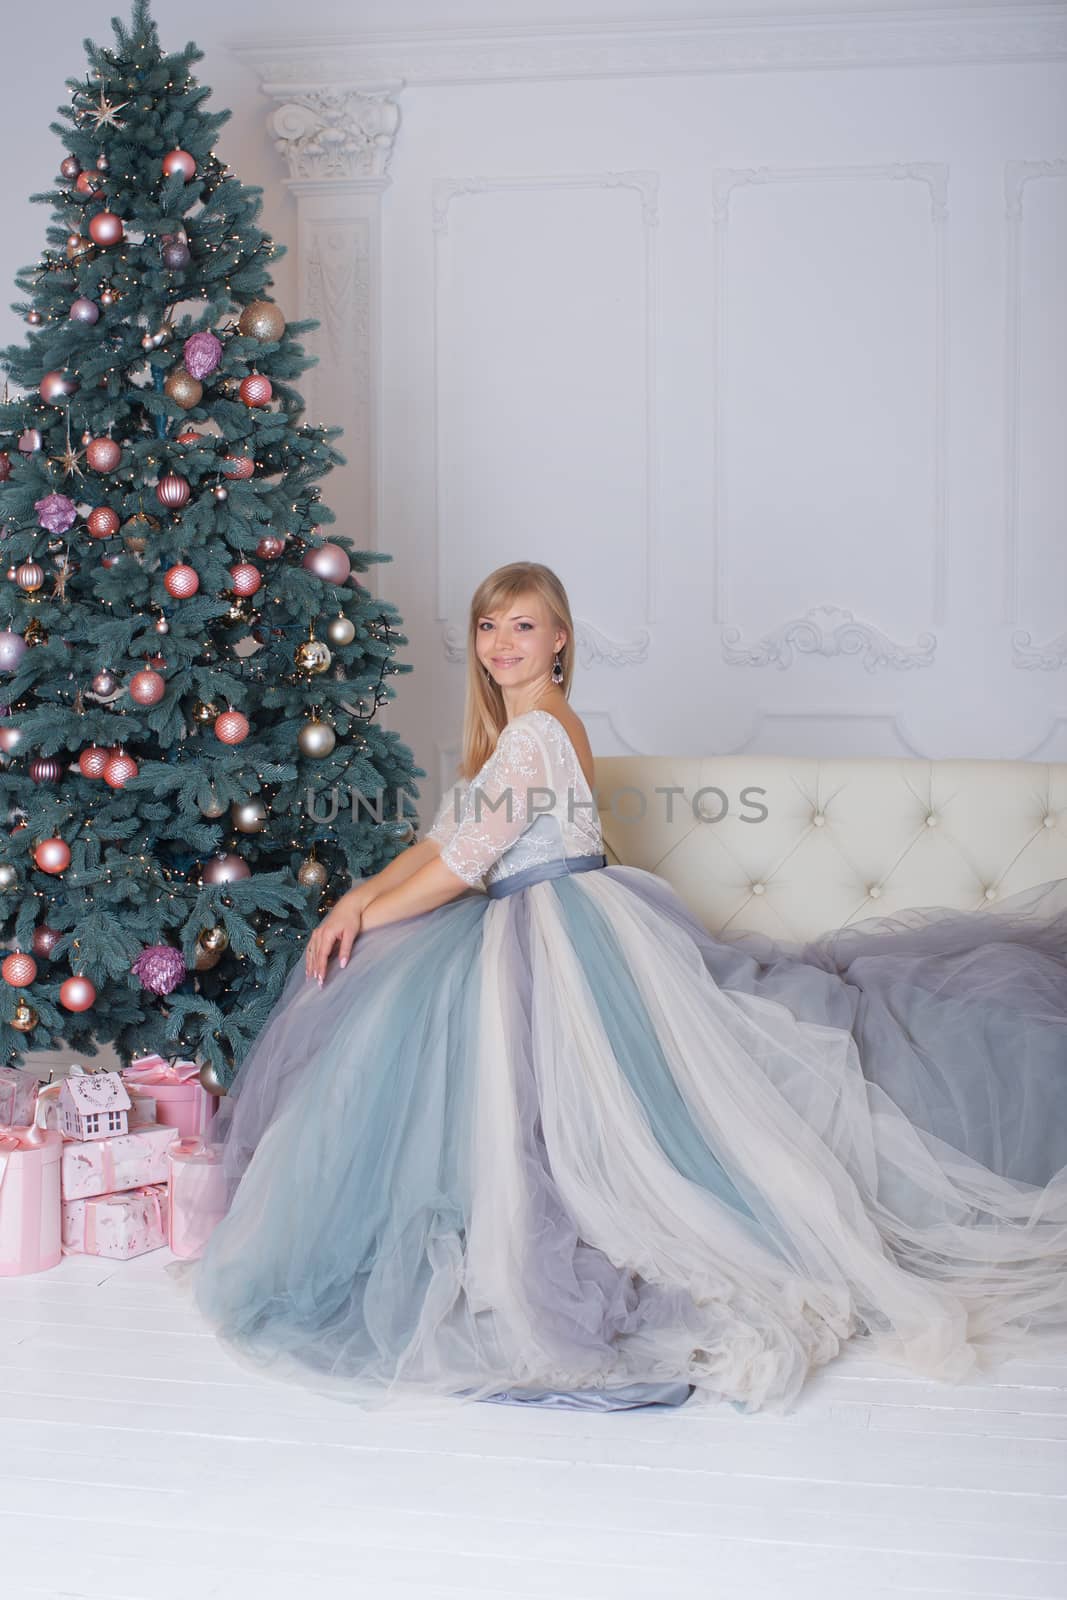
[0,0,423,1091]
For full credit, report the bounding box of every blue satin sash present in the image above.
[485,853,608,899]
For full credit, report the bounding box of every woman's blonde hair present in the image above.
[460,562,575,779]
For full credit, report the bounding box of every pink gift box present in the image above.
[0,1126,62,1277]
[167,1138,227,1259]
[36,1079,157,1133]
[122,1056,218,1139]
[62,1183,169,1260]
[60,1121,178,1202]
[0,1066,40,1128]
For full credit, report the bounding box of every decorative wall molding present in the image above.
[721,604,938,672]
[730,708,928,759]
[228,7,1067,89]
[1012,627,1067,670]
[711,162,950,628]
[1003,159,1067,625]
[432,171,660,629]
[442,618,651,668]
[269,86,402,183]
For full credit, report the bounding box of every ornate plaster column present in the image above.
[265,86,401,573]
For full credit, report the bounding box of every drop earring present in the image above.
[551,652,564,685]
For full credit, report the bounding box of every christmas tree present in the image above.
[0,1,423,1091]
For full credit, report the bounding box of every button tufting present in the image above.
[812,812,825,827]
[985,887,997,900]
[751,882,765,895]
[1044,815,1056,829]
[925,814,938,827]
[868,885,882,899]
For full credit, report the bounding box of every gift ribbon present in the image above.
[66,1183,166,1257]
[122,1056,201,1086]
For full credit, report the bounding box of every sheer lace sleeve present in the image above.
[424,781,467,853]
[438,719,553,887]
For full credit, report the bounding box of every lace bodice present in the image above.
[424,709,604,889]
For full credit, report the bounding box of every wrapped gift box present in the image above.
[122,1056,218,1139]
[60,1121,178,1202]
[168,1138,227,1259]
[0,1126,61,1277]
[0,1065,40,1129]
[61,1183,168,1260]
[36,1079,157,1134]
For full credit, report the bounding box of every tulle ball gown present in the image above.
[170,708,1067,1417]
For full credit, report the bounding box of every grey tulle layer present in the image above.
[167,867,1067,1417]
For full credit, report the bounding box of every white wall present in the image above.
[3,3,1066,831]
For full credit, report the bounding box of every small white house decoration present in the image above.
[58,1071,132,1142]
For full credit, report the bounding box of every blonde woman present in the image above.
[173,561,1067,1417]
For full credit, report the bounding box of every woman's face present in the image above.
[475,590,564,691]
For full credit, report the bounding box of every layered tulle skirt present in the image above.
[168,860,1067,1417]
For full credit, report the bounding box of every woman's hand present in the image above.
[304,889,371,987]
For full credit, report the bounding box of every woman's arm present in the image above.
[346,835,444,909]
[357,852,473,931]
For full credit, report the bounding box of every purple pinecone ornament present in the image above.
[131,944,188,996]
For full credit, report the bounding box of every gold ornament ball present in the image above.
[297,718,336,759]
[326,615,356,647]
[164,369,203,410]
[294,638,332,674]
[199,925,230,954]
[198,788,226,818]
[238,300,286,342]
[10,998,38,1032]
[193,941,222,972]
[199,1059,228,1096]
[297,857,329,890]
[231,798,267,833]
[192,699,219,726]
[16,562,45,593]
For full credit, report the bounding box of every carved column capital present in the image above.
[267,85,402,185]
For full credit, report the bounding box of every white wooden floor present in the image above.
[1,1249,1065,1600]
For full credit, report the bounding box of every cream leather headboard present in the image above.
[592,755,1067,942]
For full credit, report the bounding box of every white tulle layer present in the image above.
[168,866,1067,1417]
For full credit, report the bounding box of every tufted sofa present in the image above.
[592,754,1067,943]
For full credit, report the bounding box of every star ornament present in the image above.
[79,88,129,131]
[51,443,86,480]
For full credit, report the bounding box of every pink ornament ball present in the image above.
[88,211,124,247]
[256,535,285,560]
[60,974,96,1012]
[31,925,61,959]
[302,543,352,585]
[229,563,262,598]
[2,952,37,986]
[29,757,63,784]
[35,837,71,875]
[156,473,191,509]
[129,668,165,706]
[239,373,272,408]
[69,296,100,325]
[59,155,81,181]
[78,744,109,779]
[86,437,122,473]
[0,727,23,755]
[87,506,120,540]
[214,710,250,745]
[0,630,27,673]
[162,148,196,182]
[202,852,251,884]
[164,563,199,599]
[222,454,255,480]
[103,751,138,788]
[40,369,79,404]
